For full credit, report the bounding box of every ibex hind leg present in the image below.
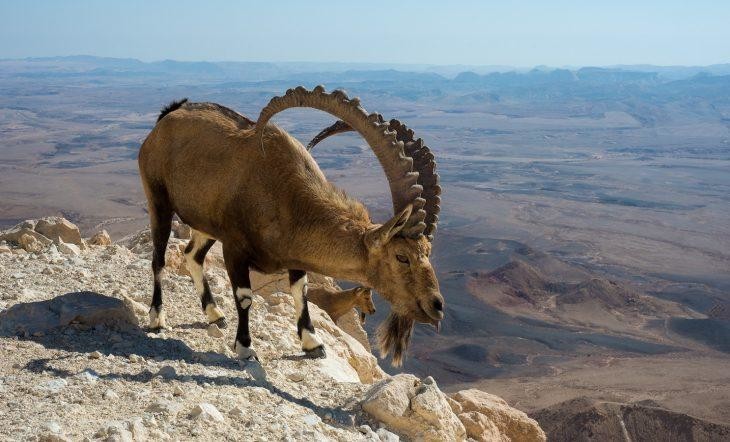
[223,246,257,361]
[147,194,173,331]
[289,270,326,358]
[184,229,226,328]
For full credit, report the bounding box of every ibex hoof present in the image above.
[304,345,327,359]
[148,308,167,331]
[235,342,258,361]
[209,317,228,329]
[237,354,259,364]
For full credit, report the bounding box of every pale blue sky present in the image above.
[1,0,728,67]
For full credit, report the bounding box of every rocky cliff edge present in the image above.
[0,217,545,442]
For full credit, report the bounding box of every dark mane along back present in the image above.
[184,102,255,128]
[157,98,189,122]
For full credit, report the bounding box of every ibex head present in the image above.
[362,207,443,365]
[352,286,376,323]
[364,206,443,321]
[257,86,443,366]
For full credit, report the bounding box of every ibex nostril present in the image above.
[433,299,443,312]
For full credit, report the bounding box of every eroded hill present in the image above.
[468,257,701,337]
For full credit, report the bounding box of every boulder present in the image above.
[0,291,139,336]
[450,389,546,442]
[362,374,466,441]
[0,224,53,248]
[57,241,81,256]
[89,230,112,246]
[19,233,43,253]
[34,217,83,247]
[458,411,503,441]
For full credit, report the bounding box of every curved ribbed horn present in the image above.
[307,118,440,241]
[256,85,422,232]
[306,119,352,150]
[387,119,440,240]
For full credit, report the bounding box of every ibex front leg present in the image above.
[289,270,326,358]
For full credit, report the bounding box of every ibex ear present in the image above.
[365,205,412,249]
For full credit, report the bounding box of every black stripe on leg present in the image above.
[227,261,253,355]
[296,299,315,339]
[183,239,195,255]
[194,239,215,264]
[150,252,164,310]
[234,288,251,348]
[151,278,162,310]
[199,278,214,310]
[236,319,251,348]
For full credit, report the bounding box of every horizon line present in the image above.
[3,54,730,71]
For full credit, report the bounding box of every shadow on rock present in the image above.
[2,291,353,424]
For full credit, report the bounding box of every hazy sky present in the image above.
[1,0,728,67]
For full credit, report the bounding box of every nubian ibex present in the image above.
[138,86,443,365]
[308,286,376,324]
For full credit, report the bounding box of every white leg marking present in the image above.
[235,287,253,310]
[234,340,257,360]
[150,269,167,329]
[149,308,167,329]
[290,274,323,350]
[291,274,308,314]
[205,304,225,322]
[187,258,204,294]
[301,329,323,351]
[184,238,205,296]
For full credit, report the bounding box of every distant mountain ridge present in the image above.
[2,55,729,83]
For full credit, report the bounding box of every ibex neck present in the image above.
[291,217,373,285]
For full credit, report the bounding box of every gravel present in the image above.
[0,239,379,441]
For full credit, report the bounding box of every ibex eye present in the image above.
[396,254,409,264]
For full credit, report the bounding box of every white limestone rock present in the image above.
[361,374,466,441]
[190,403,225,423]
[57,241,81,257]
